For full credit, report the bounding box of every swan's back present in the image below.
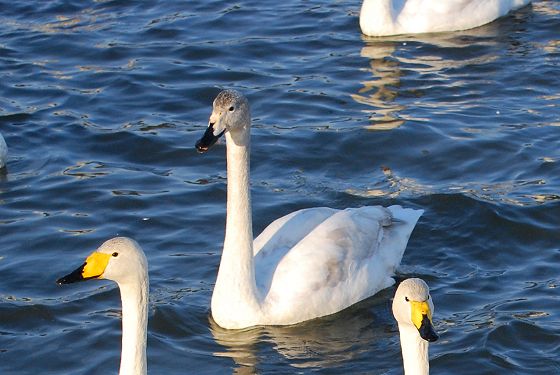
[254,205,423,324]
[360,0,531,36]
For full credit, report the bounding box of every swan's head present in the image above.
[57,237,148,286]
[392,278,438,342]
[196,89,250,152]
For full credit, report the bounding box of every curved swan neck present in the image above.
[398,324,430,375]
[211,123,261,328]
[118,276,149,375]
[222,127,257,296]
[224,128,253,254]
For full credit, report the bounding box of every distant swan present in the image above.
[195,90,423,329]
[57,237,148,375]
[360,0,531,36]
[0,132,7,169]
[393,278,438,375]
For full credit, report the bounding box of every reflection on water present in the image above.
[346,165,560,206]
[1,0,558,373]
[5,7,111,35]
[352,25,506,131]
[63,161,109,179]
[210,319,261,373]
[352,42,405,130]
[0,167,7,183]
[209,294,396,373]
[534,1,560,17]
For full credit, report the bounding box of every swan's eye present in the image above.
[112,252,119,257]
[405,296,409,302]
[228,106,235,112]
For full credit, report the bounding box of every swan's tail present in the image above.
[381,205,424,276]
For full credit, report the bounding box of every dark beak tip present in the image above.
[196,125,224,153]
[56,276,72,285]
[427,333,439,342]
[419,314,439,342]
[195,137,211,153]
[195,143,208,153]
[57,263,87,285]
[419,329,439,343]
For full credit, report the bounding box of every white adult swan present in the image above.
[57,237,149,375]
[195,89,424,329]
[360,0,531,37]
[0,132,7,169]
[392,278,438,375]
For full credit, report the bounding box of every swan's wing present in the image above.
[404,0,529,15]
[259,206,423,324]
[253,207,338,293]
[254,207,337,256]
[398,0,530,33]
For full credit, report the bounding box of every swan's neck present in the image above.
[211,126,261,328]
[118,277,149,375]
[359,0,396,36]
[398,324,430,375]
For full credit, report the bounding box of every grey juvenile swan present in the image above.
[196,89,424,329]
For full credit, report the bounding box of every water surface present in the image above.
[0,0,559,374]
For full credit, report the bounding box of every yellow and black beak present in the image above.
[56,252,111,285]
[410,300,439,342]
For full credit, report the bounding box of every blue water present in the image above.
[1,0,559,374]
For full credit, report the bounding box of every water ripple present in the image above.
[0,0,559,373]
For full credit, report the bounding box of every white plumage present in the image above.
[360,0,531,37]
[196,90,423,329]
[392,278,438,375]
[57,237,149,375]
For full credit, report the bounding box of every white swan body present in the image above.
[57,237,149,375]
[0,132,7,169]
[392,278,438,375]
[360,0,531,36]
[196,90,423,329]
